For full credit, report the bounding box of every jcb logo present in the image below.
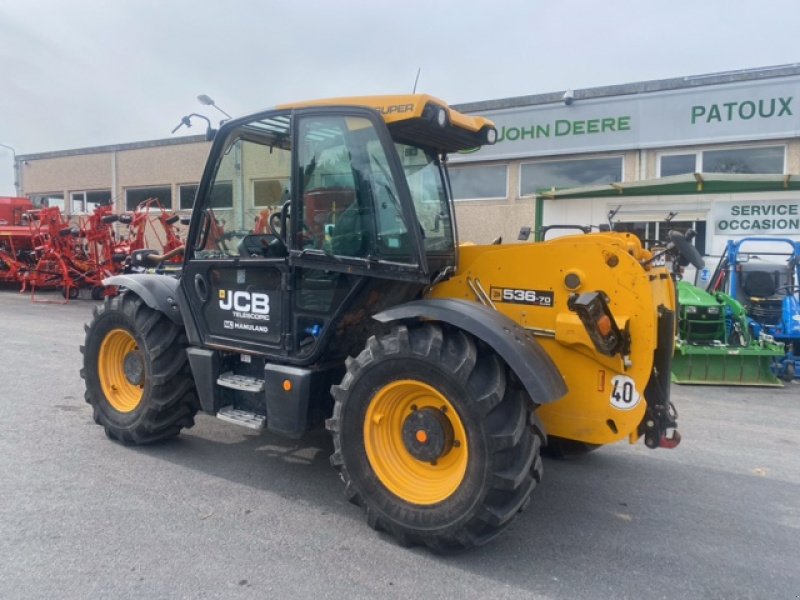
[219,290,270,315]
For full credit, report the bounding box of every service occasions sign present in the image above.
[712,200,800,235]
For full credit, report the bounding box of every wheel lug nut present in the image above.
[410,404,418,412]
[439,406,447,413]
[453,440,460,448]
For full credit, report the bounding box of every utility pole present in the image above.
[0,143,19,196]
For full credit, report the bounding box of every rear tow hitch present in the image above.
[642,400,681,449]
[659,429,682,449]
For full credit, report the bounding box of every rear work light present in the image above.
[568,291,626,357]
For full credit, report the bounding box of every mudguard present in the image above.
[103,274,183,324]
[373,298,567,405]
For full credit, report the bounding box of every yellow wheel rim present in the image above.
[364,379,468,505]
[98,328,144,413]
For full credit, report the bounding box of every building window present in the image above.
[71,192,85,215]
[70,190,111,214]
[254,178,289,207]
[703,145,784,174]
[208,180,233,209]
[183,181,234,210]
[180,178,286,219]
[179,184,198,210]
[449,164,507,200]
[521,156,623,196]
[615,220,706,255]
[658,145,785,176]
[125,186,172,211]
[32,194,65,211]
[660,154,697,176]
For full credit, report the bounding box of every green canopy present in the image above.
[538,173,800,200]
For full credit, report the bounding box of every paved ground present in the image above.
[0,288,798,600]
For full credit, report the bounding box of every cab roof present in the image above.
[278,94,495,153]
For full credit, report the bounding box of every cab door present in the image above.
[288,107,428,279]
[286,108,431,359]
[181,113,293,356]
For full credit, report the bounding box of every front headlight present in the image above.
[685,306,698,314]
[707,306,721,315]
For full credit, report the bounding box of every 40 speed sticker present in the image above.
[609,375,641,410]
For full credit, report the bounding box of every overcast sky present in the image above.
[0,0,798,195]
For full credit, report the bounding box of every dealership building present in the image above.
[16,63,800,258]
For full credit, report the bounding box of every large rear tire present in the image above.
[327,323,543,552]
[80,293,198,444]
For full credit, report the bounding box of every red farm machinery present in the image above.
[0,197,186,301]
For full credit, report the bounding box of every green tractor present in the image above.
[672,280,784,386]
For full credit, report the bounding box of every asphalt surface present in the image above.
[1,288,799,600]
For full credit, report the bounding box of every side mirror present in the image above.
[171,113,216,141]
[668,229,704,269]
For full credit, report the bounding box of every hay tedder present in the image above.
[0,198,186,301]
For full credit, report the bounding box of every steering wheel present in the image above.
[262,201,291,252]
[668,230,704,269]
[269,211,283,237]
[273,200,317,248]
[212,228,250,256]
[775,284,800,296]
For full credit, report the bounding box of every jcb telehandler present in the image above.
[82,95,681,551]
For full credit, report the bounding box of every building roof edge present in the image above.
[453,63,800,113]
[17,134,209,161]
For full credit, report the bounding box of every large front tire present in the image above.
[80,293,198,444]
[327,323,543,552]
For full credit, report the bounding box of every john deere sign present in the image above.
[455,75,800,162]
[713,200,800,235]
[496,115,632,142]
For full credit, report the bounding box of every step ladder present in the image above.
[216,406,266,430]
[215,372,266,430]
[216,371,265,392]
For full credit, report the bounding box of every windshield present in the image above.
[394,143,455,254]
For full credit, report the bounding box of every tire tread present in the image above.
[327,323,544,552]
[80,293,198,445]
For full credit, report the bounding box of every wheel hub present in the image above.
[363,379,469,505]
[402,407,454,462]
[122,351,144,386]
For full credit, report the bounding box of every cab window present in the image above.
[395,143,455,254]
[196,114,292,259]
[296,114,413,262]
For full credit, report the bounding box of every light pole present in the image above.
[197,94,232,120]
[0,142,19,196]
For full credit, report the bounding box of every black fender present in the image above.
[103,274,184,324]
[373,298,567,405]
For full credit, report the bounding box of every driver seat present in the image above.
[743,271,777,298]
[743,270,782,326]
